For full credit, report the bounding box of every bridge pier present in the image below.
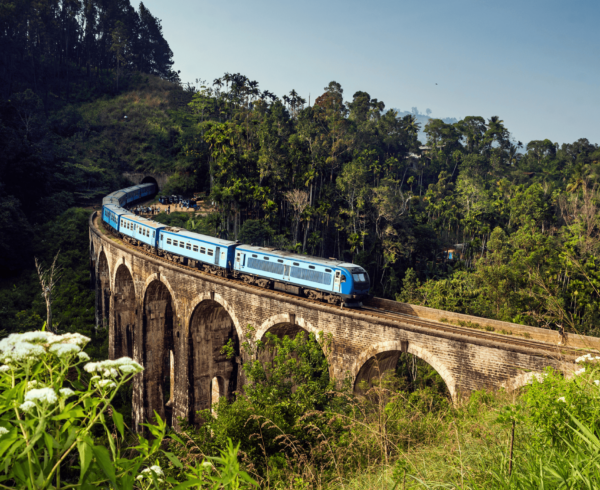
[90,212,582,430]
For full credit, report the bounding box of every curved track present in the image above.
[93,212,587,360]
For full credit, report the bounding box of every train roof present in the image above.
[121,215,166,230]
[160,228,238,247]
[103,204,133,217]
[236,244,362,270]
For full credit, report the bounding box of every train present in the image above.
[101,183,371,306]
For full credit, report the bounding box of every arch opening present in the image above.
[354,349,451,400]
[96,252,110,329]
[188,300,239,426]
[113,264,136,359]
[141,176,159,191]
[142,280,177,427]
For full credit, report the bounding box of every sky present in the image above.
[141,0,599,146]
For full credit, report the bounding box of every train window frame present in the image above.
[200,247,206,254]
[173,240,178,246]
[208,249,214,257]
[325,268,332,272]
[186,243,191,250]
[193,245,199,252]
[179,241,184,248]
[293,262,299,266]
[264,257,269,261]
[252,254,258,258]
[277,259,284,263]
[309,265,315,270]
[167,238,172,245]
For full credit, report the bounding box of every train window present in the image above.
[352,273,367,282]
[309,265,315,270]
[277,259,283,263]
[179,242,184,248]
[264,257,269,260]
[252,254,258,258]
[341,275,346,282]
[293,262,299,266]
[325,268,332,272]
[193,245,198,252]
[208,249,214,256]
[160,235,163,240]
[167,238,172,245]
[173,240,178,246]
[200,247,206,254]
[186,243,191,250]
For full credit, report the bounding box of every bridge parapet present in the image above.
[90,212,587,429]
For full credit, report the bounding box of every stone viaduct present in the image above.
[90,212,597,430]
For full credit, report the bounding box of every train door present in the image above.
[215,247,220,265]
[283,265,291,282]
[236,252,246,269]
[333,270,342,293]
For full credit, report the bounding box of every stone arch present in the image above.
[187,292,243,340]
[141,175,159,191]
[141,279,180,428]
[352,341,457,401]
[96,250,111,329]
[188,299,240,425]
[141,273,180,321]
[112,264,136,359]
[255,313,321,342]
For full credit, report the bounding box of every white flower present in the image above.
[557,397,566,403]
[96,379,116,389]
[27,380,41,389]
[49,343,81,358]
[19,401,36,412]
[0,427,9,436]
[25,388,58,405]
[85,358,142,376]
[103,368,118,378]
[119,364,140,374]
[78,352,90,362]
[575,354,594,364]
[595,380,600,386]
[84,362,98,373]
[59,388,75,397]
[0,365,10,373]
[141,465,164,477]
[575,368,586,376]
[54,333,90,347]
[136,475,144,481]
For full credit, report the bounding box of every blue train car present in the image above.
[232,246,370,304]
[102,204,132,232]
[119,215,165,249]
[158,229,237,271]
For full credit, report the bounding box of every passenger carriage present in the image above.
[157,228,237,274]
[232,245,370,305]
[119,215,165,252]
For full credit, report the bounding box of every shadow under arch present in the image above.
[188,299,239,426]
[352,341,457,402]
[96,250,110,329]
[141,279,179,428]
[113,264,136,359]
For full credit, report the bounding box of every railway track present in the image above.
[93,213,587,359]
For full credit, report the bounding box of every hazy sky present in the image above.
[141,0,599,145]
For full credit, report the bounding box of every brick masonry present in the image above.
[90,213,585,430]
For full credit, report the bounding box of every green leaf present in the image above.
[92,444,119,489]
[78,439,93,483]
[162,451,183,469]
[112,409,124,439]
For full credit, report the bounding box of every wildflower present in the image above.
[55,333,90,347]
[575,354,594,364]
[141,465,164,477]
[96,379,116,389]
[103,368,119,378]
[84,362,98,373]
[25,388,58,405]
[557,397,566,403]
[595,380,600,386]
[27,380,41,389]
[0,427,8,436]
[0,365,10,373]
[120,364,141,374]
[49,343,81,358]
[59,388,75,397]
[575,368,586,376]
[19,401,36,412]
[78,352,90,362]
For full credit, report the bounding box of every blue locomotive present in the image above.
[101,183,370,305]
